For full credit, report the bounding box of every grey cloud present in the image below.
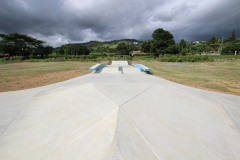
[176,0,240,41]
[0,0,239,46]
[151,3,197,22]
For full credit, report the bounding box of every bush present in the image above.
[209,55,240,60]
[0,54,133,63]
[9,56,24,61]
[133,55,153,61]
[0,58,5,63]
[159,55,213,62]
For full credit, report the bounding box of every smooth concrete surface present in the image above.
[100,65,143,75]
[111,61,128,66]
[0,61,240,160]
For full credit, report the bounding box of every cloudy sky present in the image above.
[0,0,239,46]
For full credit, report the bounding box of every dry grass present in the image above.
[0,61,97,92]
[1,60,240,95]
[139,59,240,95]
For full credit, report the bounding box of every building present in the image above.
[131,51,146,56]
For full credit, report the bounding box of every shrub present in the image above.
[159,55,213,62]
[9,56,24,61]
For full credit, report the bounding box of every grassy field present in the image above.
[0,58,239,95]
[138,59,240,95]
[0,61,97,92]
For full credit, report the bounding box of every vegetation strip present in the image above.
[0,28,239,95]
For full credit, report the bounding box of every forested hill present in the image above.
[54,39,142,55]
[81,39,142,46]
[59,39,142,53]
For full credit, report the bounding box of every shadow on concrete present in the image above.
[146,71,153,75]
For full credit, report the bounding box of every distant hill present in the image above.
[81,39,142,47]
[106,39,142,43]
[57,39,142,52]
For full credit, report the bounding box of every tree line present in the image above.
[0,33,138,59]
[0,33,91,59]
[0,33,53,59]
[141,29,240,57]
[1,29,239,60]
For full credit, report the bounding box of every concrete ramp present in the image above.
[101,65,142,75]
[100,61,143,74]
[0,61,240,160]
[111,60,129,66]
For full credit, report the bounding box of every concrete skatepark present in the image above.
[0,61,240,160]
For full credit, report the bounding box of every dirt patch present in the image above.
[0,69,91,92]
[131,60,141,64]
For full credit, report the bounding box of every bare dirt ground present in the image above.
[0,62,96,92]
[0,69,91,92]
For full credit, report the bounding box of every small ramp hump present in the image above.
[101,61,141,74]
[111,61,128,66]
[133,64,150,72]
[89,63,105,71]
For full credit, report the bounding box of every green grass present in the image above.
[139,59,240,95]
[132,55,153,61]
[209,55,240,60]
[102,43,118,49]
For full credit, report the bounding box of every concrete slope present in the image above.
[119,84,240,159]
[0,62,239,160]
[0,83,118,160]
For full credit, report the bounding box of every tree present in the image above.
[166,45,180,54]
[151,28,175,57]
[178,39,188,54]
[128,43,138,52]
[116,42,129,55]
[179,39,187,49]
[0,33,44,58]
[141,41,151,53]
[152,28,174,42]
[208,36,219,51]
[62,44,90,55]
[222,39,240,54]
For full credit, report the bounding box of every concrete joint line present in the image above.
[68,109,118,146]
[119,83,157,107]
[103,109,120,160]
[0,99,32,137]
[221,103,240,133]
[120,109,163,160]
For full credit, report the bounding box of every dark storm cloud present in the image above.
[0,0,239,46]
[172,0,240,41]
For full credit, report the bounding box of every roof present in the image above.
[132,51,146,55]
